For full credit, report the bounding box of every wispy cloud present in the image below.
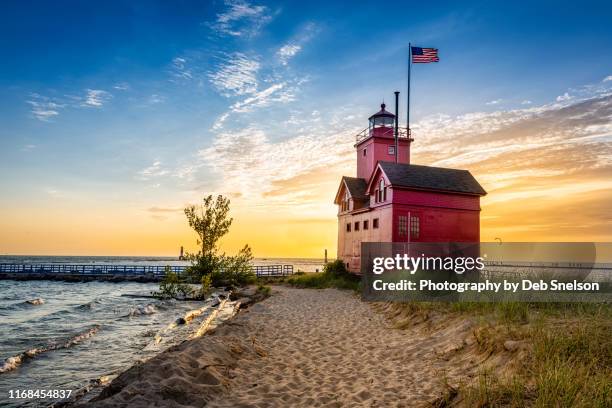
[521,100,532,105]
[82,89,112,107]
[229,82,297,112]
[275,22,318,66]
[277,44,302,65]
[26,93,65,121]
[170,57,193,80]
[137,160,169,180]
[486,99,502,106]
[209,0,273,37]
[113,82,130,91]
[208,52,260,96]
[603,75,612,82]
[556,92,572,102]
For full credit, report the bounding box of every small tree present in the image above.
[184,195,233,257]
[181,194,255,288]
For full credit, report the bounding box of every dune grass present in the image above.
[408,302,612,407]
[285,260,361,291]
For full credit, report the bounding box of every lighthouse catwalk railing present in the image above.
[355,126,411,144]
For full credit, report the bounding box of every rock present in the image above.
[176,317,187,325]
[26,298,44,305]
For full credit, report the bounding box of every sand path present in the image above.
[207,287,475,407]
[87,286,486,407]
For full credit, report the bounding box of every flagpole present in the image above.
[407,43,411,139]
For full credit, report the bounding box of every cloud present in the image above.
[211,112,230,131]
[229,83,295,112]
[208,53,260,96]
[22,144,37,151]
[277,44,302,65]
[137,160,169,180]
[486,99,502,105]
[147,94,165,104]
[603,75,612,82]
[521,100,532,105]
[82,89,112,107]
[275,22,318,66]
[556,92,572,102]
[170,57,193,81]
[113,82,130,91]
[26,94,65,121]
[209,0,273,37]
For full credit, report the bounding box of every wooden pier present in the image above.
[0,263,294,282]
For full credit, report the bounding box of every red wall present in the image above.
[391,189,480,211]
[392,205,480,242]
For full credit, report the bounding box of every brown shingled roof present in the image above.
[377,162,487,196]
[341,176,368,201]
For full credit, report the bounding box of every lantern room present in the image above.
[355,101,412,180]
[368,103,395,137]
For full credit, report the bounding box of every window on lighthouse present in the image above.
[410,216,420,239]
[377,179,386,202]
[341,191,350,212]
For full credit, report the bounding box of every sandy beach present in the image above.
[79,286,519,407]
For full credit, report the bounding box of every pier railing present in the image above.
[0,263,294,278]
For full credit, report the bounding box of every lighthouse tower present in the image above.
[355,103,412,180]
[334,99,487,273]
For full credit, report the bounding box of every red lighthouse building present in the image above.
[334,102,487,273]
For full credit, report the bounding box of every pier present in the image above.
[0,263,294,282]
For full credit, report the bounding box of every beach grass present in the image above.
[285,260,360,291]
[397,302,612,407]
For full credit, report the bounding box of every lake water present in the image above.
[0,256,326,407]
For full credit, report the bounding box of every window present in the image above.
[388,145,395,155]
[341,191,350,212]
[410,216,420,239]
[363,220,369,230]
[346,223,351,232]
[354,221,360,231]
[363,148,367,156]
[376,179,386,203]
[373,218,379,229]
[376,179,387,202]
[398,215,408,237]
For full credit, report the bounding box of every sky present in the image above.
[0,0,611,257]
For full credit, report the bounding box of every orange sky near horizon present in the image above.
[1,93,611,258]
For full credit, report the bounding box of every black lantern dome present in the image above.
[368,102,395,128]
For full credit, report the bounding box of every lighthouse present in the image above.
[334,100,487,273]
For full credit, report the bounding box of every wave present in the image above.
[129,304,157,316]
[0,325,100,374]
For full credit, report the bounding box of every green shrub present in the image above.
[323,259,350,278]
[152,267,195,299]
[287,261,360,291]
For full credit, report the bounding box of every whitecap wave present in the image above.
[0,325,100,374]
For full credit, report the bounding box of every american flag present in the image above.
[411,47,439,63]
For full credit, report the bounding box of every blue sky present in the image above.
[1,0,611,256]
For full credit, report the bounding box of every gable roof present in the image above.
[334,176,368,204]
[371,162,487,196]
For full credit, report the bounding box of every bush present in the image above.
[152,267,196,299]
[323,259,350,278]
[287,260,360,291]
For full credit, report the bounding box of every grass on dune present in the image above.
[285,260,360,291]
[403,302,612,407]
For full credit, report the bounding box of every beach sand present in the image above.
[84,286,513,407]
